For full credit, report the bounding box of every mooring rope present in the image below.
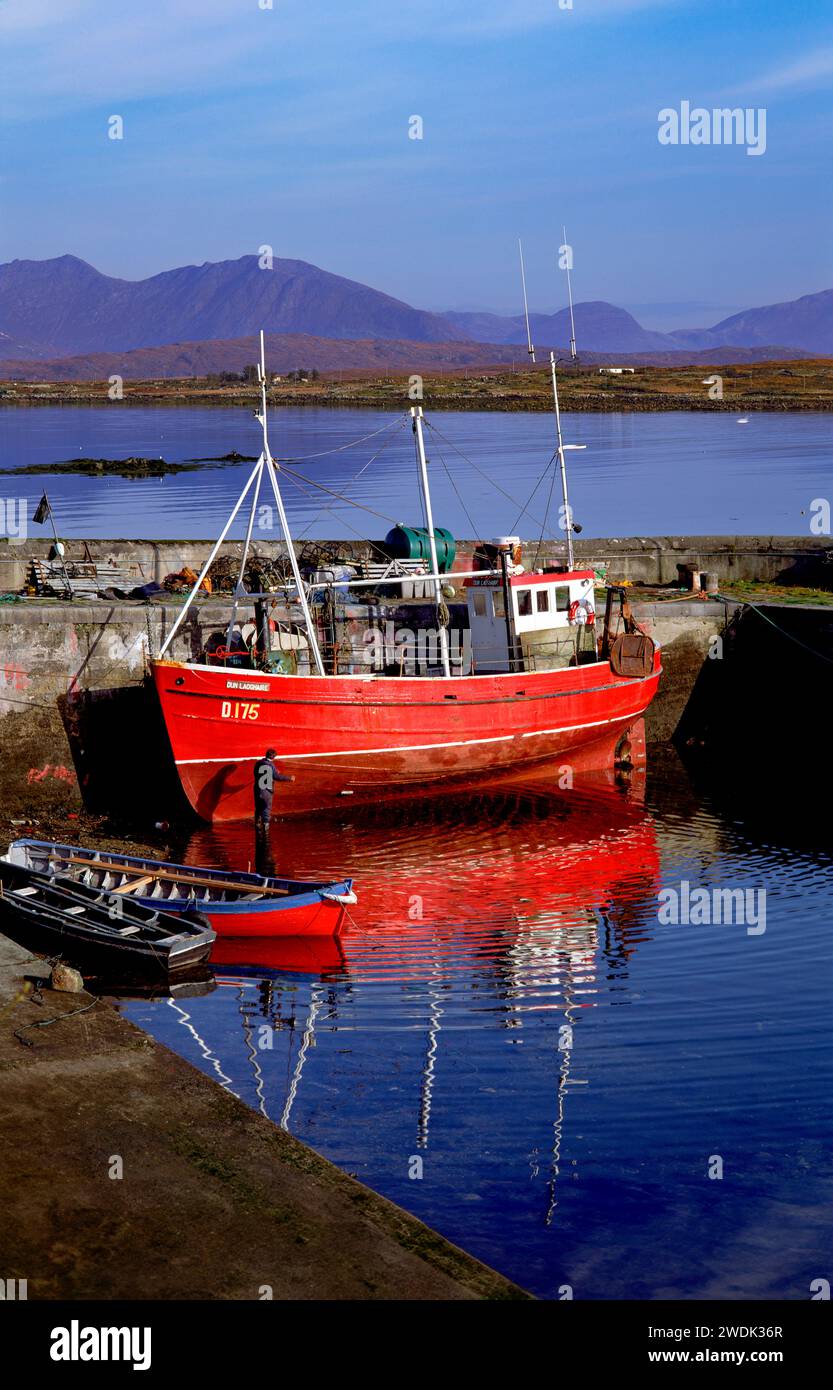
[13,994,99,1047]
[716,591,833,668]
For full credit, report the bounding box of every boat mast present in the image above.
[563,224,578,365]
[550,352,576,571]
[225,453,265,651]
[411,406,452,678]
[518,238,536,364]
[158,333,326,674]
[158,456,266,658]
[256,331,326,676]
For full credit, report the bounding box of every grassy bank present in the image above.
[2,358,832,411]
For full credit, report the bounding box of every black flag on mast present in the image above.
[32,493,50,525]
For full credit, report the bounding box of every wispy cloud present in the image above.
[376,0,677,41]
[731,44,833,97]
[0,0,680,118]
[0,1,312,116]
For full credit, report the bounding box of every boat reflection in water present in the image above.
[123,732,660,1227]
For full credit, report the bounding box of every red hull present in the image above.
[151,655,661,822]
[197,898,348,938]
[210,935,348,974]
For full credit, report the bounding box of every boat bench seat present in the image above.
[13,886,39,897]
[117,925,142,937]
[65,905,86,916]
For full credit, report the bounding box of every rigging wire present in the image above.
[272,416,407,464]
[294,415,410,540]
[273,408,566,555]
[431,439,487,548]
[278,460,399,527]
[280,471,394,562]
[424,419,552,535]
[508,450,558,537]
[533,455,561,571]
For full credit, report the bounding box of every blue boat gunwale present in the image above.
[5,839,353,916]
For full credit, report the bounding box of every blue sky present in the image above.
[1,0,831,327]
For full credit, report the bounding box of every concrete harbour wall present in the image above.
[0,591,726,739]
[1,533,831,594]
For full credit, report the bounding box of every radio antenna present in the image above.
[518,238,536,364]
[563,225,578,364]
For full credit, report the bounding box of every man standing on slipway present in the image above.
[253,748,294,875]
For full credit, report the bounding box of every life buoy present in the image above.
[569,598,595,625]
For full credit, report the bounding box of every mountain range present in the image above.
[441,291,833,355]
[440,303,674,353]
[0,254,457,360]
[0,254,831,373]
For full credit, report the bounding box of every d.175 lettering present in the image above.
[221,701,260,720]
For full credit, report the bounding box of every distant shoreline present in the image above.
[1,360,831,412]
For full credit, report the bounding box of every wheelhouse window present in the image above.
[536,589,550,613]
[555,586,570,612]
[493,591,505,618]
[473,592,487,618]
[516,588,532,617]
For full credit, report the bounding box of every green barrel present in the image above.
[385,525,457,573]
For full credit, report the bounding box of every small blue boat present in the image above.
[3,840,356,938]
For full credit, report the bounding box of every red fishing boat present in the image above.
[150,337,660,822]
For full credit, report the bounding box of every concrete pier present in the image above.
[0,934,528,1300]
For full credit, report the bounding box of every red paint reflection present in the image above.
[179,723,659,982]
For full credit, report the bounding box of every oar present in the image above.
[59,855,291,897]
[111,874,155,896]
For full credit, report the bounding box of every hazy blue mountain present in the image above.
[668,289,833,353]
[0,328,43,360]
[2,253,830,361]
[0,254,469,357]
[442,302,677,352]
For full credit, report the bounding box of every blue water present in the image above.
[122,762,833,1300]
[0,405,829,540]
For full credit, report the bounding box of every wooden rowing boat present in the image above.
[0,860,215,976]
[3,840,356,939]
